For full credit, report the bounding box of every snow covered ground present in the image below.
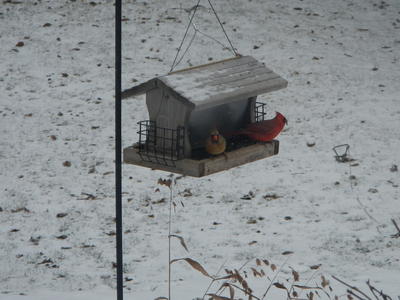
[0,0,399,299]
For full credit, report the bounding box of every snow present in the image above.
[159,56,286,108]
[0,0,399,299]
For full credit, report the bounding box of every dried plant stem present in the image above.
[347,289,367,300]
[202,260,228,300]
[366,280,393,300]
[391,219,400,233]
[298,270,320,299]
[391,219,400,238]
[332,275,372,300]
[229,283,261,300]
[355,196,379,224]
[215,259,251,297]
[237,259,252,272]
[261,257,289,300]
[168,187,173,300]
[366,280,380,300]
[297,269,320,298]
[202,279,216,300]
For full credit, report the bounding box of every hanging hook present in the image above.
[169,0,239,72]
[332,144,350,162]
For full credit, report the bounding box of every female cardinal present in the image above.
[205,129,226,156]
[233,112,287,142]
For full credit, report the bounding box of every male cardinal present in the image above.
[205,129,226,156]
[233,112,287,142]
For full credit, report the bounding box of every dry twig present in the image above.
[366,281,393,300]
[391,219,400,238]
[332,276,372,300]
[202,260,228,300]
[261,257,290,300]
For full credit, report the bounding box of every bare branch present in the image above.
[298,269,320,299]
[365,281,393,300]
[366,281,380,300]
[216,259,252,297]
[229,283,261,300]
[261,257,290,300]
[391,219,400,238]
[332,276,372,300]
[347,289,367,300]
[202,259,228,300]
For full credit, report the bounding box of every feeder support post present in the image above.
[115,0,123,300]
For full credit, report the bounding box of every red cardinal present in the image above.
[233,112,287,142]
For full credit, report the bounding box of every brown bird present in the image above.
[233,112,287,142]
[205,129,226,156]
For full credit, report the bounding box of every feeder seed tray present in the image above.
[124,140,279,177]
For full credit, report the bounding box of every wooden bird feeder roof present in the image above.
[122,55,287,110]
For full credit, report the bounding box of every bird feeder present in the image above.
[123,55,287,177]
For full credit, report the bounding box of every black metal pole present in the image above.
[115,0,123,300]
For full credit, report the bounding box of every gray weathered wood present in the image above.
[122,56,286,109]
[171,55,255,75]
[206,68,273,87]
[121,80,157,99]
[123,140,279,177]
[206,60,262,80]
[146,87,193,156]
[159,56,287,109]
[208,71,277,89]
[193,77,288,111]
[156,79,196,109]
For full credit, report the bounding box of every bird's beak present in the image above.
[211,135,219,142]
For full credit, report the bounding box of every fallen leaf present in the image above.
[292,269,300,281]
[310,264,321,270]
[321,275,329,288]
[207,294,230,300]
[169,234,189,252]
[273,282,287,289]
[170,258,212,278]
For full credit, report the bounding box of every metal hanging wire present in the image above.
[207,0,238,56]
[169,0,239,73]
[171,17,198,70]
[332,144,380,225]
[172,10,237,70]
[170,0,201,72]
